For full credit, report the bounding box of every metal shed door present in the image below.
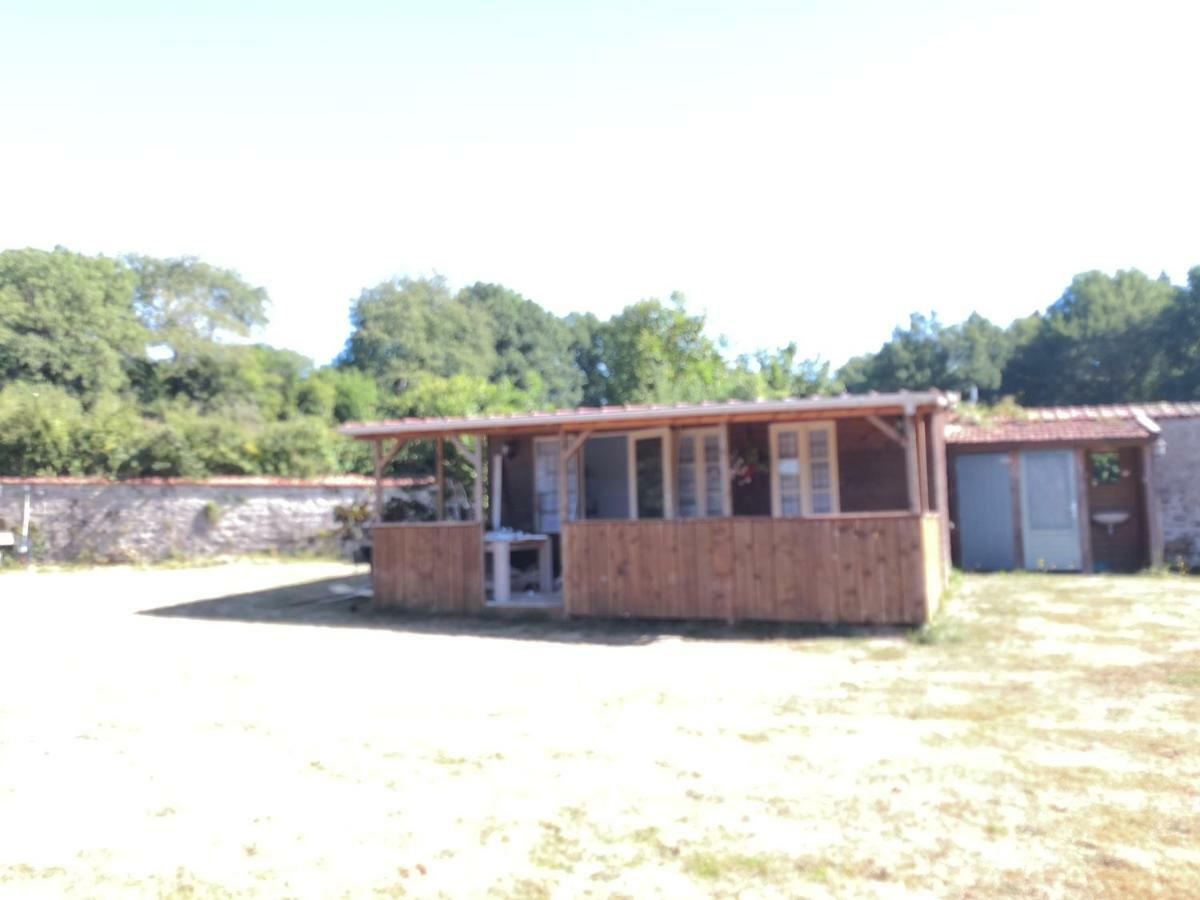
[955,453,1015,571]
[1019,450,1082,571]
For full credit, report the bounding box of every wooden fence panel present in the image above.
[371,523,483,612]
[562,515,934,625]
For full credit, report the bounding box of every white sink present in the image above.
[1092,511,1130,535]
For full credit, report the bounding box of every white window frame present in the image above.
[675,426,729,518]
[769,421,840,517]
[532,435,581,532]
[625,428,674,520]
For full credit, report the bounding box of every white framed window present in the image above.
[625,428,673,520]
[533,436,580,532]
[676,427,728,517]
[769,421,840,517]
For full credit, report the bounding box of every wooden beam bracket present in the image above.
[866,415,905,447]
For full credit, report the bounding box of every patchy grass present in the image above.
[0,563,1197,896]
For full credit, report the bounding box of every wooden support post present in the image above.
[372,439,384,523]
[491,449,503,531]
[435,437,445,521]
[562,432,588,522]
[915,414,930,513]
[1142,442,1164,568]
[929,410,952,581]
[473,435,484,524]
[663,428,675,520]
[719,421,733,517]
[904,413,921,514]
[559,431,571,617]
[1076,447,1094,574]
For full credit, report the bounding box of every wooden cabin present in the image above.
[340,391,953,626]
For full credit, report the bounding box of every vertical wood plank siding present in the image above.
[919,513,944,619]
[372,523,484,612]
[563,514,939,626]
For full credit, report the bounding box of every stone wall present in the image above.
[1154,418,1200,567]
[0,477,435,563]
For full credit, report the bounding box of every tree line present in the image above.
[1,246,1197,478]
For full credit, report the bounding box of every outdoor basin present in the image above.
[1092,510,1130,535]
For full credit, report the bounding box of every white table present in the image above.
[485,531,553,603]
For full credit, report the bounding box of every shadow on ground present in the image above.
[140,573,909,646]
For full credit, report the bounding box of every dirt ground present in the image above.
[0,562,1197,898]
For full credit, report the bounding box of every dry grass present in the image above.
[0,562,1197,897]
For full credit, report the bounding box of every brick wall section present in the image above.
[1155,418,1200,566]
[0,478,434,563]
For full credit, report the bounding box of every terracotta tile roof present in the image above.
[1021,402,1200,421]
[340,391,953,439]
[0,475,433,489]
[946,418,1155,445]
[947,398,1200,445]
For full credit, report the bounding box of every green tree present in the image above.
[1155,267,1200,400]
[0,247,143,397]
[338,276,496,392]
[751,343,844,398]
[1004,269,1174,404]
[587,294,732,406]
[126,255,268,354]
[457,282,583,407]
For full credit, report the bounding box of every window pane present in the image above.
[811,492,832,514]
[676,436,697,517]
[635,437,665,519]
[678,435,695,464]
[535,442,560,531]
[703,435,722,515]
[809,428,829,459]
[777,429,803,516]
[778,431,798,459]
[810,460,831,492]
[678,464,698,518]
[780,479,801,516]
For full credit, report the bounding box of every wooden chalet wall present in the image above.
[372,522,484,612]
[562,513,939,626]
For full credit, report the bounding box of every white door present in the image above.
[1019,450,1082,571]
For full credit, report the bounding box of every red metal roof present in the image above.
[340,391,952,439]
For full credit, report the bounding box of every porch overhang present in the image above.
[338,391,954,442]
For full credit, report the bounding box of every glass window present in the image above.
[534,440,560,532]
[777,431,802,516]
[703,435,724,516]
[677,435,698,518]
[634,436,665,519]
[774,423,838,517]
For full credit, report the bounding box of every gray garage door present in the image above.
[955,453,1015,571]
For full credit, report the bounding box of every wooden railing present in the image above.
[371,522,483,612]
[562,513,942,625]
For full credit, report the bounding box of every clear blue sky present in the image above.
[2,1,1197,366]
